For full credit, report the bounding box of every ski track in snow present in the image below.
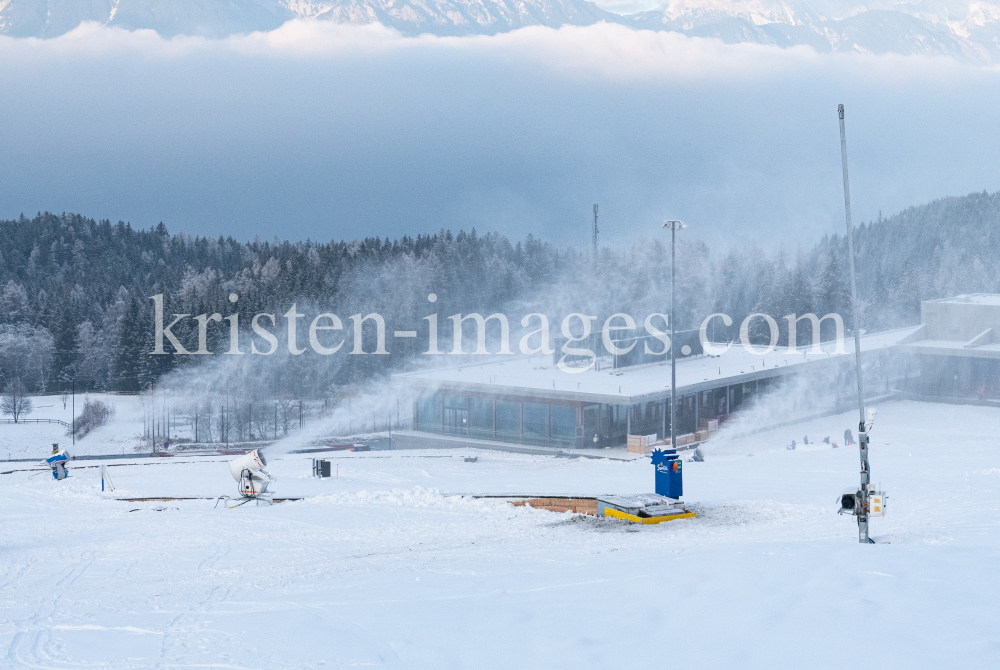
[1,400,999,668]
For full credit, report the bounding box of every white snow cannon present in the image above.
[44,443,70,481]
[228,450,272,500]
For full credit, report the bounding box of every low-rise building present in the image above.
[392,323,918,451]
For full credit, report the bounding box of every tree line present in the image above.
[1,193,990,395]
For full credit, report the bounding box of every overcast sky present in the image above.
[2,21,999,252]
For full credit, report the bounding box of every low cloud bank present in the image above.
[1,21,999,248]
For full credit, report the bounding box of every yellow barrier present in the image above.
[602,507,696,524]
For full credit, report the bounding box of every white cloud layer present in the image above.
[1,20,998,249]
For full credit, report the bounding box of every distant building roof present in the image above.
[393,326,920,405]
[927,294,1000,306]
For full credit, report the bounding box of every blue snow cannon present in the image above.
[651,449,682,499]
[45,444,69,480]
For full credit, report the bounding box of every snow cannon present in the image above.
[44,445,70,481]
[228,450,272,499]
[837,487,886,518]
[651,449,682,499]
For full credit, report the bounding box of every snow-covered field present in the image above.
[2,400,999,668]
[0,394,148,459]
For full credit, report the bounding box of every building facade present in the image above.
[395,324,917,450]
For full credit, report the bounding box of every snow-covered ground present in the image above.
[2,400,998,668]
[0,394,149,459]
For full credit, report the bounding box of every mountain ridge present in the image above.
[4,0,1000,63]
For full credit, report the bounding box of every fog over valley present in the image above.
[2,9,1000,248]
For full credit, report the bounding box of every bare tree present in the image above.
[1,379,33,423]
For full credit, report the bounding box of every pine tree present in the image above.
[749,262,779,345]
[820,249,852,340]
[786,255,814,346]
[113,298,145,392]
[52,308,79,391]
[867,263,891,332]
[891,259,921,325]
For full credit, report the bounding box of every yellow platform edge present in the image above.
[603,508,696,524]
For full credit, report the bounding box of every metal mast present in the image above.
[662,220,685,454]
[838,104,871,544]
[671,222,676,452]
[593,204,599,268]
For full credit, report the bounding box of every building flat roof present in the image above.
[393,326,921,405]
[901,339,1000,358]
[927,294,1000,306]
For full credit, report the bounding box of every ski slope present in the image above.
[1,400,998,668]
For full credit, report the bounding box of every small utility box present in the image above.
[652,449,683,499]
[869,491,886,517]
[312,459,331,478]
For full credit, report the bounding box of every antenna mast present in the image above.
[592,204,599,268]
[838,104,872,544]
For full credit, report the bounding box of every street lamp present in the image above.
[662,220,686,452]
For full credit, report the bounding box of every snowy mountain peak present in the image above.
[656,0,831,26]
[4,0,1000,63]
[628,0,1000,62]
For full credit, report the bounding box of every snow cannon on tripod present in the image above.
[228,450,273,502]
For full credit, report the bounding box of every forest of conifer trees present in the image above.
[2,191,995,396]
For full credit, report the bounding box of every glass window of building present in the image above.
[583,404,600,442]
[495,401,520,440]
[469,397,494,439]
[522,402,548,443]
[417,395,440,429]
[550,405,576,446]
[442,395,466,409]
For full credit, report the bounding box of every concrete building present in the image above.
[900,294,1000,400]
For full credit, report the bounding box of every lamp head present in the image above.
[662,220,686,230]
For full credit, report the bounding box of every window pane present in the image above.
[417,395,440,429]
[442,395,466,409]
[495,401,520,441]
[550,405,576,446]
[469,397,493,439]
[583,404,599,440]
[522,402,548,444]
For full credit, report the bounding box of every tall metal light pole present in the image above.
[662,220,685,451]
[838,104,872,544]
[71,378,75,447]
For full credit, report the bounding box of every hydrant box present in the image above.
[651,449,682,499]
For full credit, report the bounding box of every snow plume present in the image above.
[705,350,906,457]
[707,367,841,457]
[516,235,716,334]
[145,288,432,450]
[149,338,426,453]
